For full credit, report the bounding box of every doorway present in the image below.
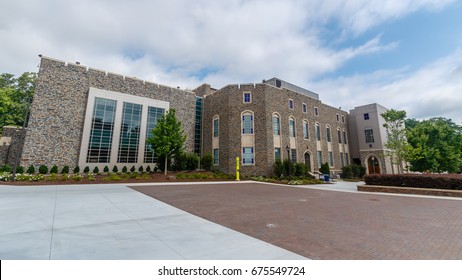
[367,156,381,174]
[304,152,311,172]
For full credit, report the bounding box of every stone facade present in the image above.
[202,82,350,176]
[20,56,196,169]
[0,126,25,166]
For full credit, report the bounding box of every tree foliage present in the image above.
[381,109,410,173]
[406,117,462,173]
[146,109,186,175]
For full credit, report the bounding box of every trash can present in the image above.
[323,174,330,182]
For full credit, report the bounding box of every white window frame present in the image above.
[243,92,252,103]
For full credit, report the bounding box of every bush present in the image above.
[341,165,354,179]
[39,165,48,174]
[112,166,118,173]
[146,165,151,173]
[294,162,307,177]
[130,166,136,172]
[0,164,12,173]
[185,153,199,171]
[0,172,12,181]
[47,173,58,181]
[61,174,70,181]
[73,166,80,174]
[83,166,90,173]
[138,166,144,172]
[342,164,367,179]
[103,166,109,173]
[122,166,128,173]
[364,174,462,190]
[27,165,36,174]
[93,166,99,174]
[61,166,69,174]
[201,153,213,171]
[50,165,59,174]
[283,159,296,177]
[72,174,83,181]
[319,162,330,175]
[273,160,285,178]
[15,166,25,174]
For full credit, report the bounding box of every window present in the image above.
[365,128,375,143]
[326,126,331,142]
[213,116,219,138]
[87,97,117,163]
[341,115,345,123]
[343,130,348,144]
[315,123,321,141]
[340,152,344,167]
[291,149,297,162]
[336,114,340,122]
[274,148,281,162]
[328,151,334,167]
[364,113,370,120]
[213,148,219,165]
[289,99,294,109]
[194,97,203,155]
[303,121,309,139]
[289,117,296,137]
[345,153,349,165]
[242,147,254,165]
[317,151,322,168]
[314,107,319,116]
[337,129,342,144]
[242,112,254,134]
[118,102,142,163]
[144,106,165,163]
[243,92,251,103]
[302,103,307,113]
[273,114,280,135]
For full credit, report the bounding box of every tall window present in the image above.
[213,148,219,165]
[337,129,342,144]
[315,123,321,141]
[336,114,340,122]
[291,149,297,162]
[213,116,219,138]
[87,97,117,163]
[303,121,309,139]
[243,92,251,103]
[317,151,322,168]
[340,152,344,167]
[289,99,294,109]
[144,106,165,163]
[242,112,254,134]
[326,126,331,142]
[242,147,254,165]
[118,102,142,163]
[194,97,203,155]
[273,114,280,135]
[342,115,345,123]
[275,148,281,161]
[289,117,296,137]
[343,130,348,144]
[345,153,349,165]
[328,151,334,167]
[365,128,375,143]
[302,103,307,113]
[314,107,319,116]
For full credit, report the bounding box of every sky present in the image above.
[1,0,461,123]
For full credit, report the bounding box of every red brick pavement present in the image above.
[130,182,462,260]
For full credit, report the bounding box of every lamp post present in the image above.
[286,144,291,176]
[371,156,375,174]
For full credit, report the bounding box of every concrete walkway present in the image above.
[0,184,305,260]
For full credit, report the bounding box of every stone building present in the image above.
[0,56,398,176]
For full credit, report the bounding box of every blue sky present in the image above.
[1,0,461,122]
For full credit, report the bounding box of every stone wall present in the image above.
[0,126,25,166]
[20,56,196,169]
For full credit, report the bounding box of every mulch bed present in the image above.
[131,182,462,260]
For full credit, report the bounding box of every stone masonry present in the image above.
[20,56,196,169]
[0,127,25,166]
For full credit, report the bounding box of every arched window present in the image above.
[213,115,219,138]
[289,117,296,137]
[242,111,254,134]
[272,113,280,135]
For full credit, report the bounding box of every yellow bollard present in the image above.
[236,157,240,181]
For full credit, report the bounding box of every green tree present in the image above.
[406,118,462,173]
[146,109,186,175]
[0,72,36,133]
[381,109,410,173]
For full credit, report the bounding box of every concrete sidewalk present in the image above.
[0,184,305,260]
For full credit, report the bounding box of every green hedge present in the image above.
[365,174,462,190]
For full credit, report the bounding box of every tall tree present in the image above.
[381,109,410,173]
[406,118,462,173]
[0,72,36,133]
[146,109,186,175]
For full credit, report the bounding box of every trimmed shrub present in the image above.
[73,166,80,174]
[273,160,285,178]
[61,166,69,174]
[365,174,462,190]
[146,165,151,173]
[39,165,49,174]
[283,159,296,177]
[319,162,330,175]
[294,162,307,177]
[83,166,90,173]
[138,166,144,172]
[130,166,136,172]
[112,166,118,173]
[15,166,25,174]
[93,166,99,174]
[50,165,59,174]
[341,165,354,179]
[201,153,213,171]
[0,164,12,173]
[103,166,109,173]
[27,165,35,174]
[122,166,128,173]
[186,153,200,171]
